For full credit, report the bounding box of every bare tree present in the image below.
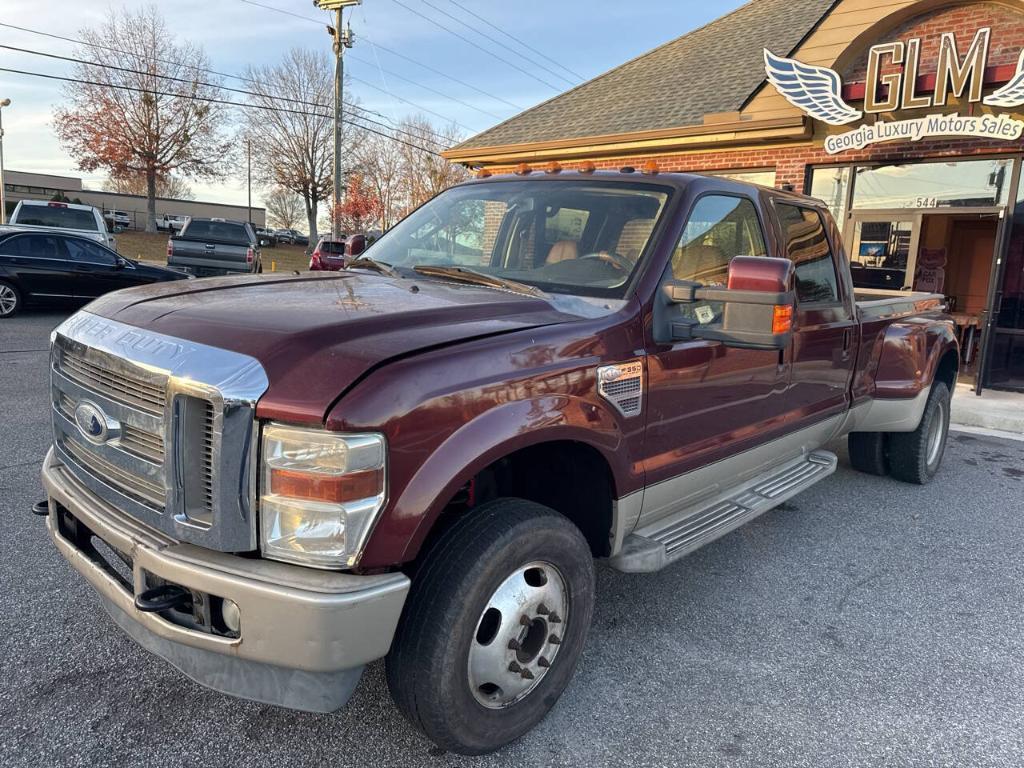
[103,172,194,200]
[398,116,470,209]
[355,130,406,230]
[243,49,360,242]
[264,187,305,229]
[54,5,231,232]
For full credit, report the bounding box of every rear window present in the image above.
[319,240,345,255]
[15,204,98,231]
[183,220,250,244]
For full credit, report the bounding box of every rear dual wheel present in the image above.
[847,381,951,485]
[386,498,595,755]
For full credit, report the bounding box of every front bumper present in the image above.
[42,448,409,712]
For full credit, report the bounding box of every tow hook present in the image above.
[31,500,49,517]
[135,584,192,613]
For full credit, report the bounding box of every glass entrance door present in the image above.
[844,213,922,292]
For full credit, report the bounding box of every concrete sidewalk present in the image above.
[951,383,1024,438]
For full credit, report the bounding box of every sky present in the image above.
[0,0,747,207]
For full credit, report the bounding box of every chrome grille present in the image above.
[49,311,268,551]
[61,436,166,506]
[59,346,165,415]
[201,401,216,516]
[120,424,165,463]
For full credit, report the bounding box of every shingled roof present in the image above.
[452,0,837,152]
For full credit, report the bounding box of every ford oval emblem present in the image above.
[74,401,121,445]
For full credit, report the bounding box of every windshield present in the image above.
[368,180,671,299]
[16,205,98,231]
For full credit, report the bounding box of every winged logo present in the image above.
[984,49,1024,107]
[763,49,862,126]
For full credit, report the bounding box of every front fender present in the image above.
[359,394,637,567]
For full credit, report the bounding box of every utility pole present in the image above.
[247,138,252,224]
[315,0,359,241]
[0,99,10,225]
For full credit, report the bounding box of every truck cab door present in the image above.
[641,194,791,525]
[772,203,857,424]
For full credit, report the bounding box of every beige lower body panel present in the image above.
[42,448,409,712]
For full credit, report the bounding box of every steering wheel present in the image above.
[579,251,633,272]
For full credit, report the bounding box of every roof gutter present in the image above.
[443,115,811,166]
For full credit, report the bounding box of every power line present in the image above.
[346,51,505,121]
[235,0,480,131]
[0,42,448,150]
[0,66,445,156]
[235,0,523,112]
[444,0,587,82]
[385,0,562,91]
[417,0,577,86]
[0,20,413,133]
[0,20,466,139]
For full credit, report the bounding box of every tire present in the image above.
[848,431,889,476]
[386,498,595,755]
[0,280,21,318]
[888,381,951,485]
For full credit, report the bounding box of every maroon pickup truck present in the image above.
[40,171,958,754]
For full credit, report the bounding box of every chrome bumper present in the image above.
[42,448,409,712]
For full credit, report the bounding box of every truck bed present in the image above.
[854,289,946,320]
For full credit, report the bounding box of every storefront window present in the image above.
[707,169,777,187]
[808,166,851,225]
[988,167,1024,390]
[852,159,1013,210]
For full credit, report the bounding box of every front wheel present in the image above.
[386,498,595,755]
[0,280,22,318]
[888,381,951,485]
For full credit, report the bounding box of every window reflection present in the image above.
[809,166,851,226]
[852,159,1012,209]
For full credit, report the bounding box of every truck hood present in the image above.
[85,272,589,422]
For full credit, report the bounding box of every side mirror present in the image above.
[664,256,795,350]
[114,256,128,269]
[346,234,366,257]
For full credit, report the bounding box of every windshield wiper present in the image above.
[412,265,546,298]
[345,256,399,277]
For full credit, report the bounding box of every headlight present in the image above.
[260,424,386,569]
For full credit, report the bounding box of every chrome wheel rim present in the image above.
[926,399,946,467]
[0,285,16,316]
[468,561,568,709]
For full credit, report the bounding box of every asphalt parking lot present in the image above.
[2,309,1023,768]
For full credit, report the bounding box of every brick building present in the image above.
[445,0,1024,393]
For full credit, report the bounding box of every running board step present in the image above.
[607,450,837,573]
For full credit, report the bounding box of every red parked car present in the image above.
[308,237,347,271]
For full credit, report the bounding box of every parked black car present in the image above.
[275,228,309,246]
[255,227,278,247]
[0,231,189,318]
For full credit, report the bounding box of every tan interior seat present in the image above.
[546,240,578,265]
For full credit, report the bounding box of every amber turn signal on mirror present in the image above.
[772,304,795,335]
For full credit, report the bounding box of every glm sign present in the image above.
[764,27,1024,154]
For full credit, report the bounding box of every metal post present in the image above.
[0,100,8,225]
[247,138,252,224]
[332,7,343,241]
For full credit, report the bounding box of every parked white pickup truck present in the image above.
[2,200,116,250]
